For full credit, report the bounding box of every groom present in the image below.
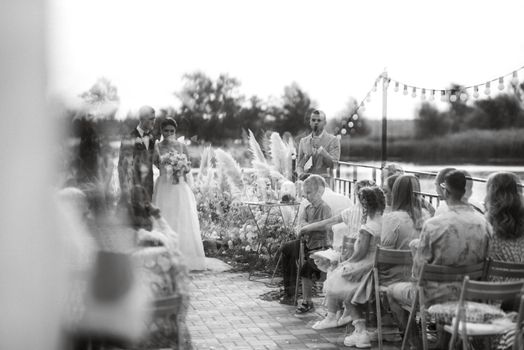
[118,105,157,203]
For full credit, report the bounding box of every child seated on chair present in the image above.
[291,175,333,313]
[300,186,385,348]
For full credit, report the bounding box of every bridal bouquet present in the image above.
[160,150,191,184]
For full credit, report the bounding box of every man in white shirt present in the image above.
[296,110,340,179]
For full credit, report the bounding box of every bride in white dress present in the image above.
[153,117,206,271]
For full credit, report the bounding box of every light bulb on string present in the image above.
[394,82,399,92]
[449,92,457,102]
[498,77,505,91]
[366,94,372,102]
[459,91,468,101]
[341,128,347,135]
[372,82,378,92]
[421,89,426,100]
[411,87,417,98]
[336,134,342,140]
[348,121,354,128]
[383,78,390,88]
[403,85,408,95]
[511,71,519,85]
[352,114,359,120]
[440,90,446,102]
[429,90,435,101]
[484,82,491,96]
[473,86,479,99]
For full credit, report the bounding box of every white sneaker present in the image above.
[337,314,353,327]
[343,331,371,348]
[312,317,338,330]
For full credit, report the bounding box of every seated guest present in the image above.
[300,187,385,348]
[383,174,401,214]
[380,175,430,286]
[486,171,524,264]
[296,174,352,250]
[280,175,332,310]
[459,169,484,213]
[433,167,456,216]
[386,170,491,348]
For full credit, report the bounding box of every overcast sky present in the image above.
[47,0,524,119]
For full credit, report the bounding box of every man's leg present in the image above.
[281,240,300,298]
[387,282,420,348]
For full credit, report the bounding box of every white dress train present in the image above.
[153,141,206,271]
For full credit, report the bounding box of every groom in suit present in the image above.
[118,105,157,203]
[296,109,340,180]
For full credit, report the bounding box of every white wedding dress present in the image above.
[153,141,206,271]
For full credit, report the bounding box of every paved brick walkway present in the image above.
[186,263,401,350]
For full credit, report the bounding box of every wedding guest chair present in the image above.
[486,258,524,281]
[401,261,487,350]
[444,277,524,350]
[373,247,413,350]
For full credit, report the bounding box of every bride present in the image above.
[153,117,206,271]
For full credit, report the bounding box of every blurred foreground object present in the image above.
[0,1,64,349]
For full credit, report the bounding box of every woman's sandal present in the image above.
[295,302,315,314]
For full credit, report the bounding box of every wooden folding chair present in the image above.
[400,261,487,350]
[486,258,524,281]
[445,277,524,350]
[513,294,524,350]
[373,247,413,350]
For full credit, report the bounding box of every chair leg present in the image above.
[270,252,282,284]
[401,292,419,350]
[374,269,383,350]
[419,289,428,350]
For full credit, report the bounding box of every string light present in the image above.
[440,90,446,102]
[421,88,426,100]
[449,92,457,102]
[511,71,519,85]
[429,90,435,101]
[484,82,491,96]
[352,114,359,120]
[394,81,399,92]
[372,82,378,92]
[360,102,366,111]
[348,121,354,128]
[341,128,347,135]
[473,86,479,99]
[411,87,417,98]
[459,91,468,101]
[383,78,390,88]
[403,85,408,95]
[498,77,505,91]
[366,94,372,102]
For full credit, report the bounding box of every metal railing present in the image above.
[328,161,512,207]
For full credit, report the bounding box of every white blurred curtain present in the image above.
[0,1,65,350]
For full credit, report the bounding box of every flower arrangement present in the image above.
[159,150,191,184]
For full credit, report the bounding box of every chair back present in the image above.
[486,258,524,280]
[418,261,486,285]
[461,276,524,302]
[374,246,412,266]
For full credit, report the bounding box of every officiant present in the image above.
[296,109,340,180]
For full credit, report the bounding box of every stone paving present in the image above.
[186,262,401,350]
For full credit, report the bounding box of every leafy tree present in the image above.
[274,82,313,134]
[175,72,243,143]
[414,102,449,138]
[328,97,369,137]
[472,94,524,130]
[445,84,475,133]
[80,77,120,118]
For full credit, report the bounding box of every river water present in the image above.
[337,162,524,207]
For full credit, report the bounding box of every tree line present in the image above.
[415,83,524,138]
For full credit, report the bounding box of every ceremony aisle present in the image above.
[185,261,401,350]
